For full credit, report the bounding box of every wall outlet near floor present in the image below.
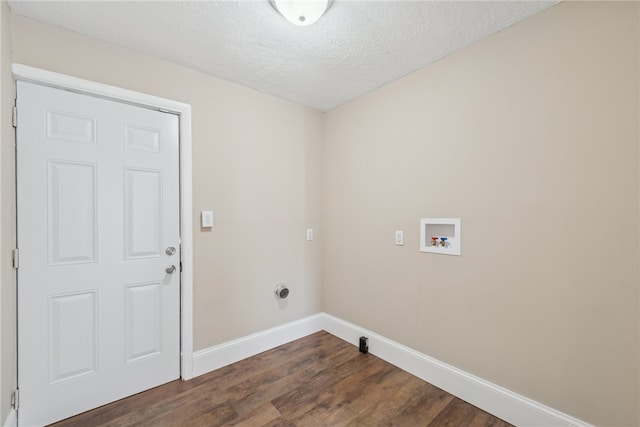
[359,336,369,354]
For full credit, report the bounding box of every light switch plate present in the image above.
[201,211,214,228]
[395,230,404,246]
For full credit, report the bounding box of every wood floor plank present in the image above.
[50,331,514,427]
[322,367,415,426]
[211,331,346,391]
[140,391,238,427]
[281,356,397,425]
[268,350,381,422]
[222,403,281,427]
[230,356,327,416]
[346,377,454,426]
[428,397,513,427]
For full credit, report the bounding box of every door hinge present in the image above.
[11,388,18,410]
[12,248,19,269]
[12,106,17,128]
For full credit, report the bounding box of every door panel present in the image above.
[47,161,98,265]
[125,281,163,363]
[17,81,180,426]
[46,110,96,144]
[48,290,98,384]
[124,168,163,259]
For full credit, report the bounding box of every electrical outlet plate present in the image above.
[420,218,461,255]
[201,211,214,228]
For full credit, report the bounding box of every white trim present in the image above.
[11,63,195,380]
[178,102,194,380]
[192,314,324,377]
[2,409,16,427]
[320,313,594,427]
[11,64,188,114]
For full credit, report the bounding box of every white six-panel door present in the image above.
[17,81,180,426]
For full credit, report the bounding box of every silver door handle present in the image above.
[165,246,177,256]
[166,265,176,274]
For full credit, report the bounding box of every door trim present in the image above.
[12,63,195,380]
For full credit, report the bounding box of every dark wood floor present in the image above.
[51,331,513,427]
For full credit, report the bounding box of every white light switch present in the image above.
[306,228,314,241]
[201,211,214,228]
[395,230,404,246]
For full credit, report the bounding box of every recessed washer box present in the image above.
[420,218,461,256]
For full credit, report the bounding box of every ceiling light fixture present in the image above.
[271,0,331,26]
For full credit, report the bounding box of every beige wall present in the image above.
[323,2,638,426]
[0,0,16,422]
[10,14,324,351]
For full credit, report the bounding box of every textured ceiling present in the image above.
[8,0,559,111]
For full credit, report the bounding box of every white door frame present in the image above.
[12,63,195,381]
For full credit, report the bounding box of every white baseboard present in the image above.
[320,313,593,427]
[192,313,324,377]
[192,312,592,427]
[2,409,16,427]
